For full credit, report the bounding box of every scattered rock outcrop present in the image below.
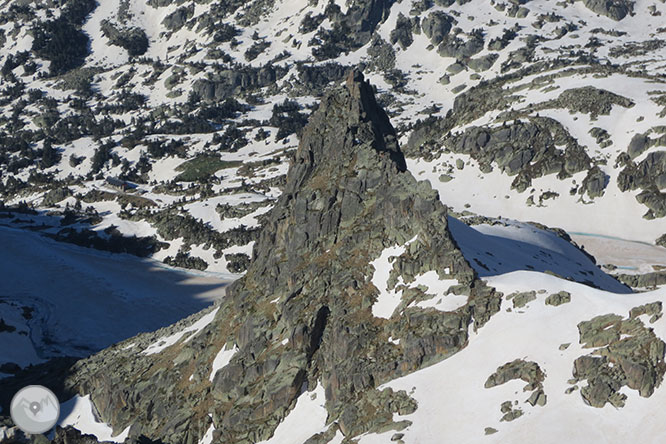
[508,291,537,308]
[618,151,666,218]
[440,118,591,191]
[545,291,571,306]
[100,20,149,57]
[311,0,395,60]
[537,86,635,119]
[571,309,666,408]
[390,13,415,49]
[485,359,547,414]
[616,272,666,289]
[580,166,608,198]
[421,10,454,45]
[628,133,649,159]
[618,151,666,192]
[296,63,349,95]
[192,65,287,102]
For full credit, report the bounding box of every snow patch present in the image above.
[406,270,464,312]
[256,382,329,444]
[198,420,215,444]
[142,308,219,355]
[369,271,666,444]
[371,236,418,319]
[59,395,130,443]
[209,343,238,382]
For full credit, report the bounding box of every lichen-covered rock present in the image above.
[367,36,396,71]
[636,190,666,219]
[485,359,545,390]
[436,117,591,191]
[390,13,414,49]
[192,65,287,102]
[580,166,608,198]
[508,291,537,308]
[628,133,649,159]
[297,63,349,95]
[437,30,485,60]
[589,127,612,148]
[617,272,666,289]
[542,86,635,119]
[486,359,547,414]
[500,407,523,422]
[618,151,666,193]
[311,0,394,60]
[162,4,194,31]
[468,53,499,72]
[545,291,571,306]
[572,310,666,408]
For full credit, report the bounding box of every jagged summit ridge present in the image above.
[287,69,406,196]
[58,71,498,444]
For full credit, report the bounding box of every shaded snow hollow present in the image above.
[0,226,234,373]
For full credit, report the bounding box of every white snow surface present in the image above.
[447,216,631,294]
[198,422,215,444]
[58,395,130,443]
[406,270,465,312]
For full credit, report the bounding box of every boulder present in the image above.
[545,291,571,306]
[421,11,454,45]
[579,0,634,21]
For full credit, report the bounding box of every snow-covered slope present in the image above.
[448,216,630,293]
[362,272,666,444]
[0,225,232,376]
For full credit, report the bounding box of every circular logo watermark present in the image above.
[10,385,60,435]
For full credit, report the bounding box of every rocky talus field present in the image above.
[1,0,666,443]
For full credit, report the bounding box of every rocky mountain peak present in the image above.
[51,71,499,444]
[287,68,405,197]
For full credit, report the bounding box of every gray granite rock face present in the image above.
[59,71,499,444]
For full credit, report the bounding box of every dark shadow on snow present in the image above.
[447,216,632,294]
